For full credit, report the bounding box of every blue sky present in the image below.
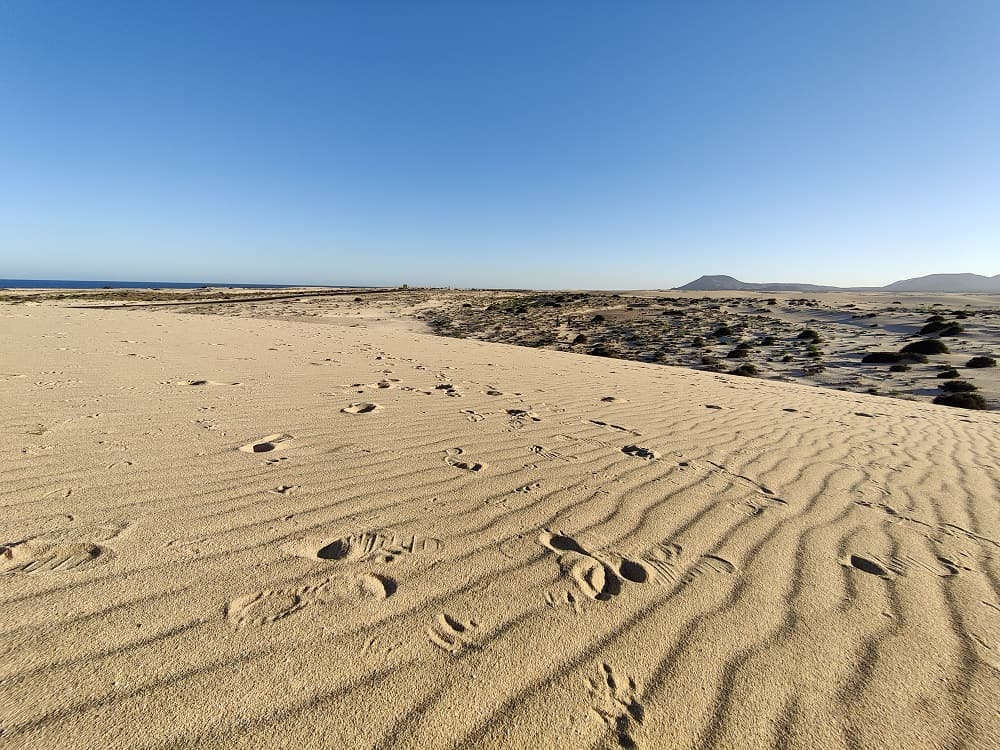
[1,2,997,287]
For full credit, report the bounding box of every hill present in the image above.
[676,272,1000,293]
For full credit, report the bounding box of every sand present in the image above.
[1,300,999,749]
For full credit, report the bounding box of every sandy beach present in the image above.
[1,297,998,748]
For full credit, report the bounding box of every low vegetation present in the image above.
[933,392,987,410]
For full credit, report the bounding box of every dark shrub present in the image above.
[590,344,617,357]
[863,352,902,364]
[731,364,758,377]
[920,321,947,334]
[760,336,776,346]
[735,341,752,350]
[966,356,996,368]
[937,369,960,379]
[781,355,794,362]
[941,380,978,392]
[713,325,733,337]
[925,314,945,323]
[889,364,910,372]
[797,329,821,341]
[691,336,705,347]
[591,314,605,323]
[727,348,750,359]
[572,334,588,345]
[901,339,949,355]
[933,392,987,410]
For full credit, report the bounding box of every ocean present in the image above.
[0,279,291,290]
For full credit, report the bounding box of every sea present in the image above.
[0,279,291,290]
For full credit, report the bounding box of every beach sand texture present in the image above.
[1,303,998,749]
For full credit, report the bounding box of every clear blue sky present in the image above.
[2,2,997,288]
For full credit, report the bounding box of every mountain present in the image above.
[675,273,1000,293]
[675,275,839,292]
[881,273,1000,293]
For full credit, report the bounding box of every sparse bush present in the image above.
[727,348,750,359]
[591,314,605,323]
[781,354,794,362]
[713,325,733,337]
[901,339,949,355]
[735,341,752,350]
[937,368,960,379]
[691,336,705,347]
[760,336,776,346]
[966,356,996,368]
[925,314,945,323]
[941,380,978,393]
[920,321,947,334]
[730,364,758,377]
[590,344,617,357]
[572,334,588,345]
[933,392,987,410]
[889,364,910,372]
[797,329,821,342]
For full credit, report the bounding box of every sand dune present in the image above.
[1,303,998,749]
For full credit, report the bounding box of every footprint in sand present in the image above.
[1,539,113,575]
[239,433,294,454]
[426,613,480,655]
[444,447,486,473]
[588,663,645,750]
[171,379,241,387]
[840,552,959,579]
[538,531,649,602]
[727,496,789,517]
[226,573,395,628]
[460,409,486,422]
[588,419,642,436]
[282,531,443,563]
[506,409,542,430]
[641,542,737,589]
[342,402,381,414]
[621,445,659,460]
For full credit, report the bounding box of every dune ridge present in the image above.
[1,304,998,749]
